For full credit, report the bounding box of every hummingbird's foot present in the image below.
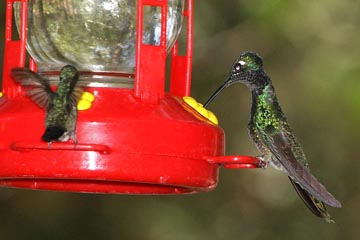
[256,156,268,169]
[47,141,52,149]
[73,140,78,149]
[70,134,77,149]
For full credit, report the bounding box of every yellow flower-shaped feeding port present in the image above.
[0,92,3,98]
[183,96,219,125]
[77,91,95,111]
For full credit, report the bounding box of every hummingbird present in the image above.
[11,65,83,144]
[204,51,342,223]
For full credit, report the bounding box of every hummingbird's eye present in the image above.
[233,60,248,73]
[233,63,242,73]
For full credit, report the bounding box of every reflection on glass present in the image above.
[14,0,184,87]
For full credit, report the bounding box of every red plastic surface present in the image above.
[0,89,220,193]
[0,0,261,194]
[2,0,27,98]
[169,1,193,97]
[134,0,168,104]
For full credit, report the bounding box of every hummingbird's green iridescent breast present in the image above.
[253,84,283,134]
[252,84,308,166]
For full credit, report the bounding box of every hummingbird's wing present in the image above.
[69,87,84,108]
[260,125,342,208]
[11,68,55,108]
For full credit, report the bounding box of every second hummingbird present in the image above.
[204,51,342,223]
[11,65,83,144]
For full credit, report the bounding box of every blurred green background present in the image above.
[1,1,359,239]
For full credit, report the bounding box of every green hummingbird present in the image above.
[11,65,83,144]
[204,51,342,223]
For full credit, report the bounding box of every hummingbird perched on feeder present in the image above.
[204,51,342,223]
[11,65,83,144]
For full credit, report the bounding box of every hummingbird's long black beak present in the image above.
[203,77,231,108]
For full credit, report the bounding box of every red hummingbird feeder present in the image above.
[0,0,261,194]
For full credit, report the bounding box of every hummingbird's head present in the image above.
[59,65,78,83]
[226,51,270,90]
[203,51,271,107]
[233,51,263,73]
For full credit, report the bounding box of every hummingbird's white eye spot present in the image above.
[239,60,246,66]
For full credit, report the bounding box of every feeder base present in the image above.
[0,89,223,194]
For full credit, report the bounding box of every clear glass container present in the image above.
[15,0,184,87]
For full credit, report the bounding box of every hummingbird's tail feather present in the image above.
[289,177,335,223]
[265,132,342,208]
[42,126,66,142]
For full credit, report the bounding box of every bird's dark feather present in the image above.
[42,126,66,142]
[262,130,341,208]
[289,177,334,223]
[11,68,54,108]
